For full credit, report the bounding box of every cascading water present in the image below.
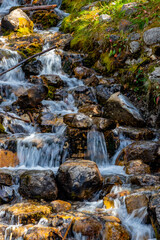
[0,0,18,15]
[87,126,109,166]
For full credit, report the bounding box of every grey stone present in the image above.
[121,2,137,15]
[99,14,112,23]
[149,67,160,83]
[129,41,140,53]
[143,27,160,45]
[128,32,140,41]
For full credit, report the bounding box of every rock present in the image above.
[96,84,121,106]
[5,225,33,240]
[41,75,64,88]
[70,86,97,107]
[24,226,62,239]
[50,200,71,213]
[63,113,93,129]
[125,193,148,214]
[128,32,140,41]
[92,117,116,131]
[0,170,13,186]
[0,186,15,204]
[119,19,133,32]
[104,92,145,127]
[79,104,102,117]
[116,141,160,170]
[22,60,43,76]
[67,128,88,158]
[0,150,19,168]
[125,160,151,175]
[99,14,112,23]
[149,67,160,83]
[104,222,130,240]
[19,170,58,201]
[103,195,115,209]
[143,27,160,45]
[148,193,160,239]
[4,202,51,224]
[129,41,140,53]
[73,67,93,79]
[57,159,103,200]
[84,75,100,87]
[121,2,137,15]
[1,9,33,32]
[109,35,120,42]
[130,174,160,187]
[73,217,102,239]
[117,126,155,140]
[15,85,48,108]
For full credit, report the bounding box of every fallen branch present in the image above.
[0,44,56,77]
[10,4,57,12]
[0,112,31,123]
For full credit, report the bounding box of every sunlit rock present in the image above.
[0,150,19,168]
[64,113,93,129]
[1,9,33,32]
[125,160,151,175]
[103,222,130,239]
[50,200,71,213]
[125,193,148,214]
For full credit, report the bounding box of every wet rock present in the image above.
[0,186,15,204]
[24,226,62,239]
[70,86,97,107]
[99,14,112,23]
[79,104,102,117]
[1,9,33,32]
[143,27,160,45]
[84,75,100,87]
[104,92,145,127]
[67,128,88,157]
[125,160,151,175]
[5,225,33,240]
[50,200,71,213]
[73,66,93,79]
[92,117,116,131]
[41,75,64,88]
[103,195,115,209]
[4,202,51,224]
[116,141,160,170]
[57,159,103,200]
[104,130,120,157]
[0,170,13,186]
[117,126,155,140]
[0,150,19,168]
[125,193,149,214]
[19,170,58,201]
[15,85,48,108]
[0,224,8,240]
[130,174,160,187]
[22,60,43,76]
[64,113,93,129]
[148,193,160,239]
[121,2,137,15]
[96,84,121,106]
[104,222,130,240]
[73,217,102,239]
[129,41,140,53]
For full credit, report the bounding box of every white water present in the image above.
[0,0,18,14]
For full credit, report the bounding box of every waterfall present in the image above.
[0,0,18,14]
[87,127,109,166]
[17,126,67,169]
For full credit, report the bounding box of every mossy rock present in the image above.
[17,42,43,58]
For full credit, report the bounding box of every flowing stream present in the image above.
[0,1,158,239]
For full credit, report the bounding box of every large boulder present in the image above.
[22,60,43,76]
[125,193,149,214]
[19,170,58,201]
[116,141,160,171]
[130,174,160,187]
[104,92,145,127]
[143,27,160,45]
[125,160,150,175]
[104,222,130,240]
[14,84,48,108]
[1,9,33,32]
[57,159,103,200]
[0,150,19,168]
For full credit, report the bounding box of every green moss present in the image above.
[17,42,42,58]
[0,123,6,134]
[100,52,114,72]
[47,86,56,100]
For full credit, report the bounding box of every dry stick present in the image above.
[0,44,56,77]
[0,112,30,123]
[15,4,57,11]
